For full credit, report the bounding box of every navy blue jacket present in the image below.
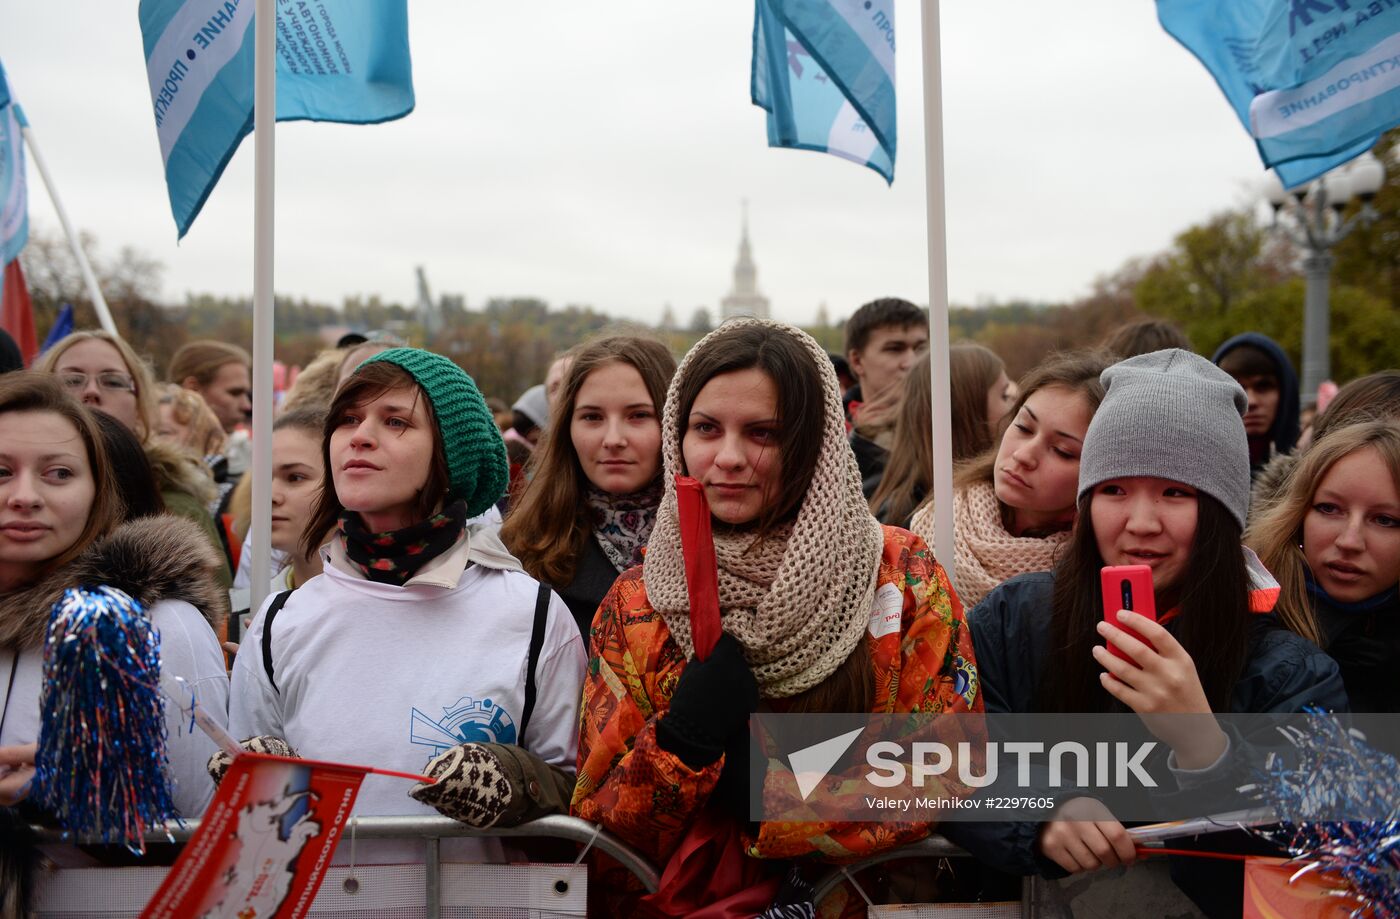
[1313,582,1400,714]
[942,571,1347,878]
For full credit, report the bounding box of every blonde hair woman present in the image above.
[1247,420,1400,712]
[157,384,227,458]
[34,330,159,440]
[36,332,231,585]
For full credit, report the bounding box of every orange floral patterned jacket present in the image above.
[571,526,981,881]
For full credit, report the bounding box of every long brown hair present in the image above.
[868,344,1011,525]
[167,340,251,387]
[1045,491,1250,713]
[0,373,124,584]
[301,361,450,557]
[502,335,676,584]
[949,343,1007,460]
[951,350,1110,497]
[1247,421,1400,647]
[867,353,932,525]
[1310,370,1400,446]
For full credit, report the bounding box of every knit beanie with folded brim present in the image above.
[362,348,509,519]
[1078,348,1251,530]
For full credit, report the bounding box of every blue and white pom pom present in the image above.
[30,586,175,852]
[1246,709,1400,918]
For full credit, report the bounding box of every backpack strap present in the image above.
[260,590,294,694]
[517,583,551,746]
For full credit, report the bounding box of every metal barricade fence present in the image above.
[33,818,1182,918]
[31,815,653,919]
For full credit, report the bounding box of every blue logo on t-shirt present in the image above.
[410,696,517,763]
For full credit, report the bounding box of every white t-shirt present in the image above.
[0,598,229,818]
[228,545,586,863]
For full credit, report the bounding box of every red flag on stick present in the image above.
[675,475,722,660]
[1,259,36,365]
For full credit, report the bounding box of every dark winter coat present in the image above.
[1313,582,1400,714]
[850,431,889,498]
[942,571,1346,879]
[1212,333,1302,472]
[551,536,624,641]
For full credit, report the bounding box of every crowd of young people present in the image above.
[0,303,1394,917]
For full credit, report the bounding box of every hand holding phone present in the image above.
[1100,565,1157,664]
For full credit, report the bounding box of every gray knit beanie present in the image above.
[1078,348,1251,530]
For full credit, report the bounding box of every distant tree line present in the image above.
[21,129,1400,400]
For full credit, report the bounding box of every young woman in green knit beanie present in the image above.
[226,349,587,865]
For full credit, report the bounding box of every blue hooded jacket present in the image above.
[1211,332,1301,461]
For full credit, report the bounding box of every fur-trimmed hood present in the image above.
[0,514,229,651]
[1248,450,1298,528]
[144,439,218,506]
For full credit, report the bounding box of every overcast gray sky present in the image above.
[1,2,1271,327]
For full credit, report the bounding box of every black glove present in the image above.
[206,736,297,784]
[409,743,513,828]
[656,633,759,769]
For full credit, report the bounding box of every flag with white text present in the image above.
[0,60,28,269]
[1158,0,1400,187]
[752,0,896,183]
[139,0,414,238]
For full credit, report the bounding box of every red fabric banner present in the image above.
[141,753,369,919]
[1,259,36,365]
[675,474,721,661]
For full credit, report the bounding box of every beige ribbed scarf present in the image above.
[910,480,1069,609]
[643,319,885,698]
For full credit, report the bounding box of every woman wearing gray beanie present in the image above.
[947,349,1347,917]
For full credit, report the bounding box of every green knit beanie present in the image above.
[360,348,508,518]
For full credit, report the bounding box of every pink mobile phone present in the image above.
[1100,565,1157,664]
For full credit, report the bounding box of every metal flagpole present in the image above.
[249,0,276,615]
[919,0,956,579]
[18,120,117,337]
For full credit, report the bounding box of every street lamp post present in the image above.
[1263,152,1386,400]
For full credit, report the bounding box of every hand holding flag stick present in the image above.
[675,475,722,661]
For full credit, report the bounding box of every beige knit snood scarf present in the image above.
[910,480,1070,609]
[643,319,886,699]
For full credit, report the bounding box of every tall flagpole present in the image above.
[920,1,956,580]
[249,0,276,615]
[18,119,117,337]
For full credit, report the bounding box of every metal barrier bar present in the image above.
[810,835,1035,907]
[31,813,661,894]
[425,837,441,919]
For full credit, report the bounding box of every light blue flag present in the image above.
[1157,0,1400,187]
[752,0,896,183]
[139,0,414,238]
[0,60,29,268]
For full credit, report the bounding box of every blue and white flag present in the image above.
[1158,0,1400,187]
[0,60,28,268]
[752,0,896,183]
[139,0,414,238]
